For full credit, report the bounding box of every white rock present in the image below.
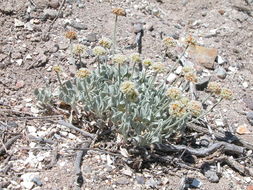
[14,19,25,27]
[21,181,34,190]
[167,73,177,83]
[16,59,23,66]
[242,81,249,88]
[174,66,182,74]
[217,55,227,65]
[59,131,68,137]
[27,125,37,133]
[244,177,251,183]
[26,54,32,60]
[215,119,224,127]
[68,133,76,139]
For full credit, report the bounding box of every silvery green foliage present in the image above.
[35,64,189,146]
[34,88,52,104]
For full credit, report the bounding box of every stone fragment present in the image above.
[190,179,202,188]
[246,111,253,125]
[14,19,25,27]
[86,33,98,42]
[244,96,253,110]
[217,55,227,65]
[215,119,224,127]
[215,67,227,79]
[196,77,210,91]
[167,73,177,83]
[136,175,145,184]
[69,20,88,30]
[48,0,59,9]
[187,45,218,69]
[236,124,250,134]
[43,9,59,20]
[16,80,25,89]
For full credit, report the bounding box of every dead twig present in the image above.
[188,123,253,150]
[0,135,21,156]
[58,120,96,139]
[154,142,244,157]
[74,141,91,189]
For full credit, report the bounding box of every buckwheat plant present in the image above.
[35,34,233,147]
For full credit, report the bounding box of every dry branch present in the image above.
[0,135,21,156]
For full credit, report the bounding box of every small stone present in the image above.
[215,119,224,127]
[26,54,32,60]
[58,41,69,50]
[37,54,48,66]
[86,33,98,42]
[215,67,227,79]
[24,22,34,31]
[14,19,25,27]
[217,55,227,65]
[146,178,160,188]
[16,80,25,89]
[48,0,60,9]
[43,9,59,20]
[190,179,202,188]
[78,3,85,8]
[187,45,218,69]
[136,175,145,184]
[244,96,253,110]
[175,66,182,74]
[27,126,37,134]
[21,181,34,190]
[236,124,250,135]
[244,177,252,183]
[196,77,210,91]
[167,73,177,83]
[246,112,253,125]
[16,59,23,66]
[242,81,249,88]
[69,20,88,30]
[247,185,253,190]
[204,169,219,183]
[115,177,130,185]
[68,133,76,139]
[31,177,43,186]
[146,23,154,31]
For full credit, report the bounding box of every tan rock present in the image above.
[236,124,251,135]
[187,45,218,69]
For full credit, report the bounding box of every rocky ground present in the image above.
[0,0,253,189]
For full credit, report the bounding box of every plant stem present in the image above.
[202,94,212,104]
[83,80,92,106]
[56,72,63,88]
[113,15,118,55]
[147,72,158,92]
[164,113,190,130]
[118,63,121,86]
[131,62,137,78]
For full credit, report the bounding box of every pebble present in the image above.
[16,59,23,66]
[43,9,59,20]
[215,119,225,127]
[49,0,60,9]
[136,175,145,184]
[246,111,253,125]
[196,77,210,91]
[215,66,227,79]
[15,80,25,89]
[242,81,249,88]
[167,73,177,83]
[217,55,227,65]
[14,19,25,27]
[69,20,88,30]
[191,179,202,188]
[244,96,253,110]
[204,169,219,183]
[175,66,182,74]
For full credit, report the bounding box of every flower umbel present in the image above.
[207,82,221,95]
[99,37,112,49]
[166,87,182,100]
[52,65,62,73]
[184,72,198,83]
[169,101,187,117]
[163,37,176,47]
[112,54,128,65]
[120,81,135,95]
[130,53,141,63]
[112,8,126,16]
[65,31,77,40]
[142,59,152,67]
[182,66,195,75]
[76,68,91,79]
[187,100,203,117]
[73,44,86,55]
[152,63,166,73]
[93,46,107,56]
[220,88,233,100]
[185,35,196,46]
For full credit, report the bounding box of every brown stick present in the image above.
[0,135,21,156]
[58,120,95,139]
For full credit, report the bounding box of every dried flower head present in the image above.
[112,54,128,65]
[187,100,203,117]
[99,37,112,49]
[184,72,198,83]
[220,88,233,100]
[127,89,139,102]
[93,46,107,56]
[112,8,126,16]
[72,44,86,55]
[185,35,196,46]
[142,59,152,67]
[76,68,91,78]
[120,81,135,95]
[163,37,176,47]
[152,62,166,73]
[169,101,187,117]
[207,82,221,95]
[52,65,62,73]
[182,66,195,74]
[65,31,77,40]
[130,53,141,63]
[166,87,182,100]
